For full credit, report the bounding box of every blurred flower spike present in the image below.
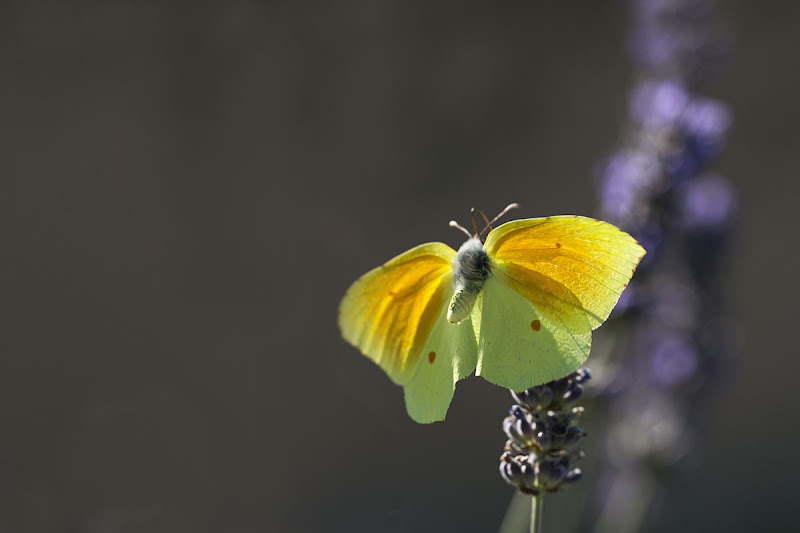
[578,0,740,530]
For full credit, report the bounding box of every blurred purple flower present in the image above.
[649,333,698,386]
[682,98,732,155]
[598,149,661,225]
[631,80,689,129]
[679,174,737,232]
[578,0,739,532]
[629,0,730,81]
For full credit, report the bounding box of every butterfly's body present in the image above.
[448,237,491,324]
[339,213,646,423]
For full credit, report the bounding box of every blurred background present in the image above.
[1,1,797,532]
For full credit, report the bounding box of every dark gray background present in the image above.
[1,1,797,532]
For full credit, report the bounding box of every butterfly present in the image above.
[339,204,645,423]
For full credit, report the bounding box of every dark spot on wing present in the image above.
[428,351,436,364]
[555,242,562,248]
[530,319,541,331]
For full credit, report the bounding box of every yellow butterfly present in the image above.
[339,204,645,423]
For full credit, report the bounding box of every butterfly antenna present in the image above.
[475,208,491,230]
[479,203,521,237]
[449,220,472,239]
[469,208,480,236]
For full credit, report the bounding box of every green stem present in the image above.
[530,494,543,533]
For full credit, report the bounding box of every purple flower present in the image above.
[598,149,661,225]
[631,80,689,129]
[678,174,737,232]
[580,1,739,531]
[500,370,590,496]
[649,333,698,386]
[681,98,732,158]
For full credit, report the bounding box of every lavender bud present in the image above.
[564,468,583,485]
[509,404,527,420]
[511,388,540,409]
[574,368,592,384]
[538,456,569,490]
[562,382,585,406]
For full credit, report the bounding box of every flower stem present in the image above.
[530,494,543,533]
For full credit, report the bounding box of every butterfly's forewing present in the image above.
[338,242,457,385]
[339,242,479,422]
[476,216,645,391]
[485,216,646,328]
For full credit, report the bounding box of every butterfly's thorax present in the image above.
[447,237,491,324]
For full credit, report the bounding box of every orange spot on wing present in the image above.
[428,351,436,364]
[530,319,541,331]
[388,291,397,296]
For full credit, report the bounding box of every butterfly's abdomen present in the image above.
[447,237,491,324]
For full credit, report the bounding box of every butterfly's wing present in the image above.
[474,216,646,391]
[339,242,478,423]
[402,280,478,423]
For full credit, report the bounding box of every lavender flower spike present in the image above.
[499,369,590,496]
